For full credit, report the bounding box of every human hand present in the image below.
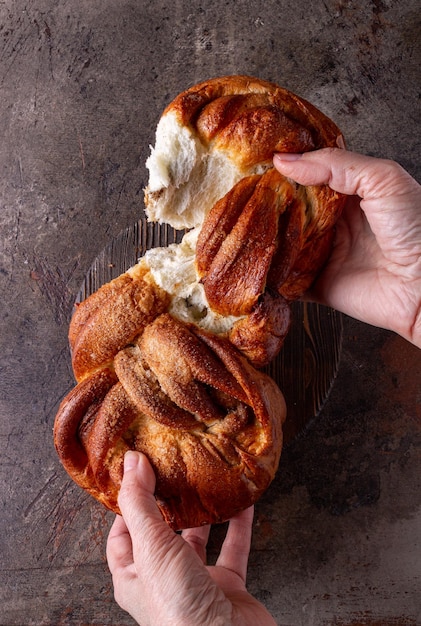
[106,451,277,626]
[274,148,421,348]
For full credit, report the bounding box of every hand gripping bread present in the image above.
[54,75,345,529]
[145,74,344,230]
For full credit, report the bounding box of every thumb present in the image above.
[118,451,166,542]
[273,148,417,200]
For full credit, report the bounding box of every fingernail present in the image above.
[274,153,302,162]
[124,450,139,472]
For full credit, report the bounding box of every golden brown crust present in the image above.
[54,314,286,530]
[70,266,171,381]
[53,367,120,506]
[228,292,292,369]
[165,75,344,162]
[196,169,298,316]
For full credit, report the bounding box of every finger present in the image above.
[181,524,211,564]
[106,514,134,574]
[215,506,254,583]
[118,450,158,523]
[273,148,416,200]
[117,451,175,559]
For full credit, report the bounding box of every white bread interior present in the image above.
[144,111,270,230]
[142,111,250,332]
[129,228,243,334]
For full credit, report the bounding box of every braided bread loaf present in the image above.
[54,76,345,529]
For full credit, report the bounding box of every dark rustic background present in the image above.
[1,1,420,625]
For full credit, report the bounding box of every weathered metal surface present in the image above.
[1,1,420,624]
